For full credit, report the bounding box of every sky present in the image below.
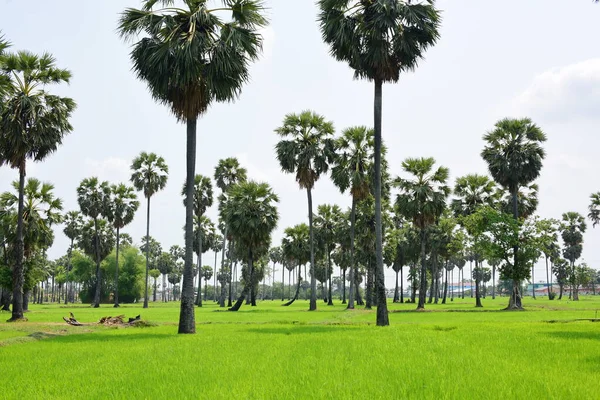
[1,0,599,290]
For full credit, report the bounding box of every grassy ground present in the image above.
[0,296,599,399]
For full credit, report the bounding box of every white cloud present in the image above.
[83,157,130,183]
[511,58,600,120]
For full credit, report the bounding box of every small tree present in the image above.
[560,212,586,301]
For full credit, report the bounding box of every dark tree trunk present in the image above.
[226,239,233,307]
[162,274,167,302]
[365,259,373,310]
[469,261,473,298]
[196,227,203,307]
[288,270,291,300]
[153,278,157,302]
[114,228,121,308]
[417,229,428,310]
[251,284,257,306]
[9,163,26,321]
[307,188,317,311]
[442,267,449,304]
[428,263,434,304]
[178,117,197,334]
[411,266,417,303]
[327,250,333,306]
[393,270,399,303]
[492,266,496,300]
[1,288,11,311]
[355,282,363,306]
[143,195,151,309]
[545,256,551,298]
[475,262,483,308]
[92,217,102,308]
[506,189,524,310]
[342,269,346,303]
[572,261,579,301]
[400,267,404,303]
[281,264,285,302]
[347,198,356,309]
[23,289,30,312]
[558,283,563,300]
[451,269,454,301]
[283,266,302,306]
[230,249,254,311]
[220,283,227,307]
[373,79,389,326]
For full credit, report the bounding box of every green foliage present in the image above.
[588,192,600,227]
[181,174,213,218]
[78,219,115,263]
[130,152,168,199]
[282,224,310,269]
[103,246,146,303]
[214,158,248,193]
[451,174,497,218]
[560,212,586,265]
[331,126,373,201]
[104,184,139,230]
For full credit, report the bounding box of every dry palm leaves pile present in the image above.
[63,313,142,327]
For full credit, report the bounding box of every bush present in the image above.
[548,291,556,300]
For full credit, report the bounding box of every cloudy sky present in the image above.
[1,0,599,289]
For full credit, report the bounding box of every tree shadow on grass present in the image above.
[46,331,174,344]
[545,331,600,341]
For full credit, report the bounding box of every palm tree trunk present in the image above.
[93,217,102,308]
[230,249,254,311]
[327,249,333,306]
[196,224,203,307]
[400,267,404,303]
[143,196,151,309]
[475,261,483,308]
[283,265,302,306]
[365,259,373,310]
[282,264,285,302]
[545,256,551,299]
[417,228,427,310]
[113,227,121,308]
[348,198,356,309]
[442,267,449,304]
[9,162,26,321]
[342,269,346,303]
[307,188,317,311]
[226,238,232,307]
[178,117,197,334]
[507,188,523,310]
[373,78,389,326]
[492,266,496,300]
[469,261,473,298]
[393,270,399,302]
[288,269,291,300]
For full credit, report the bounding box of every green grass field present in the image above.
[1,297,599,400]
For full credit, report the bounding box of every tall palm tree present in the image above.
[481,118,546,309]
[275,110,335,311]
[561,212,586,301]
[118,0,267,335]
[222,181,279,311]
[0,50,75,321]
[131,152,168,309]
[78,218,115,303]
[281,224,311,306]
[587,192,600,228]
[331,126,373,309]
[104,184,139,308]
[214,158,247,307]
[62,211,83,304]
[77,177,110,308]
[181,174,213,306]
[314,204,343,306]
[319,0,441,326]
[451,174,497,218]
[395,157,450,310]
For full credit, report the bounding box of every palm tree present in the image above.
[561,212,586,301]
[201,265,213,301]
[588,192,600,228]
[181,174,213,307]
[192,215,216,306]
[78,218,115,303]
[314,204,343,306]
[104,184,139,308]
[281,224,311,306]
[319,0,441,327]
[395,157,450,310]
[0,50,75,321]
[130,152,168,309]
[77,177,110,308]
[269,246,283,301]
[451,174,497,218]
[331,126,373,309]
[536,218,559,299]
[118,0,267,335]
[481,118,546,309]
[275,110,335,311]
[222,181,279,312]
[62,211,83,304]
[214,158,248,307]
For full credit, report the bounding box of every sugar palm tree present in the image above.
[451,174,497,218]
[118,0,267,335]
[130,152,168,309]
[281,224,311,306]
[214,158,247,307]
[319,0,441,326]
[395,157,450,310]
[561,212,586,301]
[0,50,75,321]
[481,118,546,309]
[222,181,279,311]
[104,184,139,307]
[536,218,559,299]
[192,215,216,306]
[331,126,373,309]
[275,110,335,311]
[77,177,110,308]
[62,211,83,304]
[314,204,343,306]
[181,174,213,306]
[78,218,115,303]
[588,192,600,228]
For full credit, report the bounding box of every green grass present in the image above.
[1,297,599,399]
